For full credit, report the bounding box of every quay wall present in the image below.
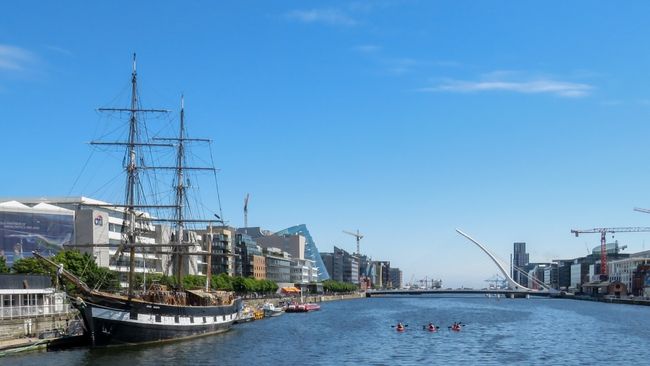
[244,292,364,308]
[0,313,76,341]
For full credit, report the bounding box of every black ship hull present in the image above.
[74,295,243,346]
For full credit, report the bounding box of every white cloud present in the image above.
[0,44,35,71]
[420,74,593,98]
[286,9,357,27]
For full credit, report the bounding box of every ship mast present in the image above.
[153,97,217,286]
[93,53,171,299]
[174,97,187,284]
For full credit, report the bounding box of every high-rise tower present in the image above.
[512,242,529,286]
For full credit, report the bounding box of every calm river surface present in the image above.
[7,296,650,365]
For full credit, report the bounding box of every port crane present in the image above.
[342,229,364,256]
[570,227,650,276]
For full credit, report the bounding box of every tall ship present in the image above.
[35,54,242,346]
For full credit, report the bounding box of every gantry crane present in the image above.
[343,229,364,256]
[570,227,650,276]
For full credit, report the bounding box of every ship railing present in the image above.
[0,303,75,320]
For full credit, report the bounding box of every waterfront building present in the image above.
[240,225,330,281]
[389,267,403,289]
[542,263,559,289]
[554,260,573,290]
[632,264,650,297]
[512,242,529,287]
[0,274,73,339]
[608,257,650,295]
[0,200,74,265]
[357,254,375,289]
[264,247,292,283]
[320,246,359,284]
[254,232,305,260]
[373,261,391,289]
[236,233,266,279]
[2,197,168,288]
[202,226,236,277]
[526,263,549,290]
[275,225,330,281]
[570,262,590,292]
[290,258,318,284]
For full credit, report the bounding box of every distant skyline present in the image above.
[3,1,650,288]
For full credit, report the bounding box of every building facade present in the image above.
[264,247,292,284]
[321,246,359,284]
[512,242,529,287]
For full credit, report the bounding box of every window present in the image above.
[155,314,161,323]
[174,315,180,324]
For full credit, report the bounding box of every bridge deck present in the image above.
[366,289,552,297]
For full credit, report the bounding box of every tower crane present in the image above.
[342,229,364,256]
[570,227,650,276]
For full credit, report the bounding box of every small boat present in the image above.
[396,325,405,332]
[235,306,255,323]
[426,324,438,332]
[262,303,284,317]
[253,309,264,320]
[285,302,320,313]
[285,288,320,313]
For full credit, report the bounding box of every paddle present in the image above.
[391,324,408,328]
[422,324,440,330]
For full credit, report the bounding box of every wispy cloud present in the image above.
[419,72,593,98]
[0,44,36,71]
[286,9,357,27]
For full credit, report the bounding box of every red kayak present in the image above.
[396,326,405,332]
[427,325,437,332]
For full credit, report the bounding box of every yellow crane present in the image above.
[343,229,364,256]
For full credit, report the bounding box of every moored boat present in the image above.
[34,54,242,346]
[262,302,284,317]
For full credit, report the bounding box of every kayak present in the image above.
[427,326,437,332]
[396,327,405,332]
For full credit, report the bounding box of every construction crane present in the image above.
[243,193,250,229]
[343,229,364,256]
[485,274,507,289]
[634,207,650,214]
[571,227,650,276]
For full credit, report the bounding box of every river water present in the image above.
[7,295,650,365]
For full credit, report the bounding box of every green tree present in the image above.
[211,273,233,291]
[182,274,207,290]
[0,256,10,273]
[12,257,49,274]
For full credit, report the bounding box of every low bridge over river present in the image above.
[372,229,563,298]
[366,288,553,298]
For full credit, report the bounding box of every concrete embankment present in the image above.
[570,295,650,306]
[244,292,365,308]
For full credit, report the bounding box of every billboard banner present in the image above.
[0,211,74,264]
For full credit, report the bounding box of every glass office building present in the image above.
[275,224,330,281]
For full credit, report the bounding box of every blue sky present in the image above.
[3,1,650,287]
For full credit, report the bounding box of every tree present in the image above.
[12,257,49,275]
[0,256,10,273]
[212,273,233,291]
